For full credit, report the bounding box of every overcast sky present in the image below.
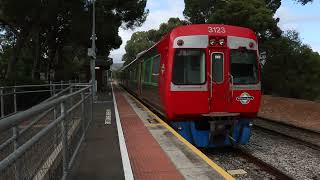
[110,0,320,63]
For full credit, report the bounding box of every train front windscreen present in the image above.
[230,49,259,84]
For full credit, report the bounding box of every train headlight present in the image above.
[249,42,254,48]
[209,38,216,46]
[177,39,184,46]
[219,38,225,46]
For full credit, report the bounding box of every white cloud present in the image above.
[275,7,320,31]
[312,45,320,53]
[110,0,185,63]
[275,6,320,53]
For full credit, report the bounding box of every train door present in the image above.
[209,49,230,112]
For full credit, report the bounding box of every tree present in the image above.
[184,0,282,41]
[0,0,148,83]
[184,0,313,24]
[210,0,281,41]
[122,31,154,64]
[122,17,187,65]
[262,30,320,100]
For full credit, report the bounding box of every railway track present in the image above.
[237,149,293,179]
[254,117,320,150]
[204,147,293,180]
[204,117,320,180]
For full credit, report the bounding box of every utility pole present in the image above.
[90,0,97,97]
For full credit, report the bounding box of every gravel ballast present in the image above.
[242,128,320,180]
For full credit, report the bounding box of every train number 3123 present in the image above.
[208,26,226,33]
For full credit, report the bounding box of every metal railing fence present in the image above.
[0,83,93,180]
[0,80,88,119]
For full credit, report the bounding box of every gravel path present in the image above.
[242,128,320,180]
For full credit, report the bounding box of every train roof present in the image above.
[170,24,257,40]
[121,24,257,71]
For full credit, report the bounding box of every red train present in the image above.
[120,24,261,147]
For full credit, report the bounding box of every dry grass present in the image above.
[259,95,320,133]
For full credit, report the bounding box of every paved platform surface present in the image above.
[114,87,184,180]
[120,89,225,180]
[70,85,227,180]
[70,92,125,180]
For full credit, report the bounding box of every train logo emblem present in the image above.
[236,92,254,104]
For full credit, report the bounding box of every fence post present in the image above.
[61,101,69,180]
[53,83,56,95]
[81,92,86,135]
[69,87,73,119]
[13,126,21,180]
[13,87,17,113]
[1,88,4,118]
[50,81,53,96]
[90,88,93,124]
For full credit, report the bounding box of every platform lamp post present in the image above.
[88,0,97,97]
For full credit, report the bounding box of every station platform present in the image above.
[70,84,232,180]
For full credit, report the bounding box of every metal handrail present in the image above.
[0,108,53,152]
[0,85,91,132]
[0,92,91,172]
[0,83,93,180]
[0,80,85,89]
[42,85,72,103]
[0,81,91,119]
[0,83,65,89]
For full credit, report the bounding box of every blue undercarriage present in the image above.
[171,119,252,147]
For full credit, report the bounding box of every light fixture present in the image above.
[249,42,254,48]
[209,38,216,46]
[177,39,184,46]
[219,38,225,46]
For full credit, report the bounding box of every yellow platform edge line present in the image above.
[123,90,235,180]
[145,123,162,127]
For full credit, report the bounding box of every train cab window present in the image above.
[211,53,224,83]
[151,55,160,83]
[230,49,258,84]
[172,49,205,85]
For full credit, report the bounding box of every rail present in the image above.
[0,83,93,180]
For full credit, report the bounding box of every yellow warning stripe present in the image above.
[124,90,235,180]
[145,123,162,127]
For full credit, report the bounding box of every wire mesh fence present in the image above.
[0,83,93,180]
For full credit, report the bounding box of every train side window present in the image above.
[143,58,152,83]
[133,68,137,81]
[151,55,160,83]
[172,49,206,85]
[135,67,139,81]
[141,60,145,82]
[131,69,134,80]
